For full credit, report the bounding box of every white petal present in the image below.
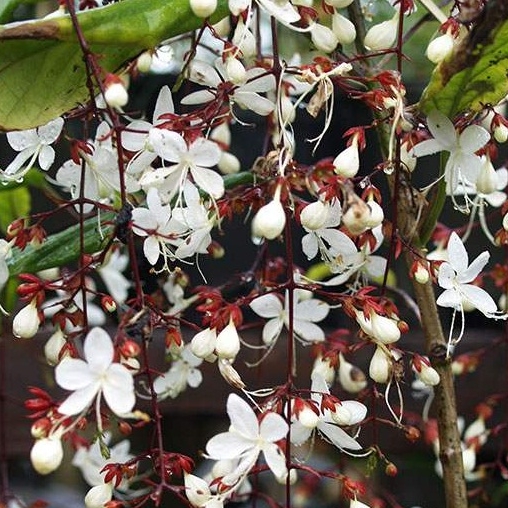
[122,120,151,151]
[227,393,258,439]
[302,233,318,260]
[249,294,282,318]
[189,138,221,167]
[234,92,275,116]
[459,124,490,153]
[290,421,313,445]
[38,117,64,144]
[190,166,224,199]
[459,251,489,283]
[259,412,288,442]
[180,90,217,106]
[55,358,94,390]
[460,284,498,316]
[437,262,456,290]
[7,129,38,151]
[257,0,300,24]
[262,318,284,345]
[150,129,187,162]
[187,368,203,388]
[144,236,161,265]
[436,288,461,309]
[411,138,445,158]
[84,327,114,373]
[58,382,100,415]
[38,145,55,170]
[446,232,468,273]
[262,442,287,479]
[153,85,175,124]
[337,400,367,425]
[206,432,253,459]
[103,364,136,415]
[317,421,362,450]
[426,110,457,150]
[295,299,329,322]
[188,60,222,87]
[293,319,325,343]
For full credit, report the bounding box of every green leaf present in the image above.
[419,7,508,116]
[0,185,31,233]
[7,212,115,276]
[0,0,228,130]
[0,0,44,24]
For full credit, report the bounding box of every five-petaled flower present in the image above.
[55,327,136,417]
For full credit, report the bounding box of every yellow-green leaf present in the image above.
[420,6,508,116]
[0,185,31,234]
[0,0,228,130]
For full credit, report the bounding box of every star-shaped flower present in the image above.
[205,393,288,485]
[55,327,136,417]
[412,110,490,196]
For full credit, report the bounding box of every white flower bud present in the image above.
[298,406,319,428]
[190,328,217,358]
[218,152,241,175]
[350,500,371,508]
[417,362,440,386]
[369,346,391,383]
[332,12,356,45]
[371,313,401,344]
[426,31,454,64]
[503,213,508,231]
[229,0,249,15]
[333,142,359,178]
[84,484,113,508]
[476,158,498,195]
[276,468,297,485]
[364,15,398,51]
[44,327,67,366]
[325,0,354,8]
[301,200,328,231]
[462,446,477,474]
[136,52,153,73]
[312,355,336,385]
[342,196,370,235]
[494,123,508,143]
[311,24,339,53]
[225,56,247,85]
[30,437,63,475]
[464,417,487,448]
[252,187,286,240]
[13,298,41,339]
[104,82,129,109]
[338,353,367,393]
[215,319,241,360]
[190,0,217,17]
[365,200,384,228]
[331,403,353,425]
[414,263,430,284]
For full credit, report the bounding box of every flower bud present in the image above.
[338,353,367,393]
[44,327,67,366]
[369,346,391,383]
[190,328,217,358]
[311,24,339,53]
[136,52,153,73]
[364,14,398,51]
[84,483,113,508]
[371,313,401,344]
[413,262,430,284]
[332,12,356,45]
[30,437,63,475]
[301,200,328,231]
[298,405,319,428]
[342,197,370,235]
[229,0,249,15]
[13,298,41,339]
[215,319,241,360]
[333,138,359,178]
[225,56,246,85]
[190,0,217,17]
[311,355,336,385]
[464,417,487,448]
[494,123,508,143]
[331,403,353,425]
[350,500,371,508]
[31,418,51,439]
[417,362,440,386]
[476,157,498,195]
[365,200,384,228]
[218,152,241,174]
[426,31,454,64]
[104,75,129,109]
[503,213,508,232]
[252,187,286,240]
[211,122,231,147]
[462,446,477,474]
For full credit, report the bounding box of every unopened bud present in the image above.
[365,200,384,228]
[101,295,117,313]
[494,123,508,143]
[190,0,217,17]
[333,139,359,178]
[417,362,440,386]
[13,298,41,339]
[371,313,401,344]
[385,462,398,476]
[252,187,286,240]
[503,213,508,231]
[30,437,63,475]
[369,346,391,383]
[225,56,246,85]
[104,75,129,109]
[44,327,67,366]
[218,152,241,174]
[312,355,336,385]
[338,353,367,393]
[301,200,329,231]
[342,197,370,235]
[311,24,339,53]
[215,319,241,360]
[364,14,398,51]
[332,12,356,45]
[31,418,51,439]
[84,483,113,508]
[476,158,498,195]
[426,31,454,64]
[229,0,249,15]
[414,262,430,284]
[298,405,319,428]
[190,328,217,358]
[136,52,153,73]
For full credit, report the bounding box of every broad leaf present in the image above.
[0,0,228,130]
[0,185,31,234]
[420,7,508,116]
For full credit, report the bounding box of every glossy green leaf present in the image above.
[0,0,228,130]
[0,185,31,234]
[7,213,115,276]
[420,13,508,116]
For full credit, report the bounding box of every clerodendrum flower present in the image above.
[205,393,288,485]
[411,110,490,198]
[55,327,136,417]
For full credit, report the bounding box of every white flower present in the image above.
[73,433,132,487]
[291,374,366,451]
[184,473,224,508]
[154,345,203,399]
[300,200,329,231]
[364,13,398,50]
[140,131,223,201]
[215,319,241,360]
[436,232,499,318]
[182,60,276,117]
[98,248,131,304]
[2,117,64,181]
[55,327,136,416]
[205,394,288,485]
[30,437,64,475]
[249,290,329,345]
[411,110,490,196]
